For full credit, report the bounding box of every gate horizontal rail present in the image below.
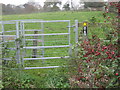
[24,66,62,70]
[21,20,70,23]
[23,29,43,32]
[24,33,69,36]
[23,45,70,49]
[0,22,16,24]
[24,39,42,41]
[2,58,12,61]
[3,29,43,32]
[0,35,16,37]
[23,56,69,61]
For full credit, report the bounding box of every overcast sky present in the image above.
[0,0,81,6]
[0,0,110,6]
[0,0,44,6]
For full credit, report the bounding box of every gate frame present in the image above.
[0,19,79,70]
[20,20,72,69]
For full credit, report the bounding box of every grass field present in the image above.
[2,11,107,88]
[2,11,105,23]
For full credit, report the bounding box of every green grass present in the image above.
[2,11,104,22]
[2,11,107,88]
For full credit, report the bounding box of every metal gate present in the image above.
[0,21,19,63]
[1,20,79,70]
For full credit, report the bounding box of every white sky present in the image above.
[0,0,80,6]
[0,0,110,7]
[0,0,44,6]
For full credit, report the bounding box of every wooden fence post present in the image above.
[32,31,38,58]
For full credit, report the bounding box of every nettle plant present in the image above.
[70,2,120,88]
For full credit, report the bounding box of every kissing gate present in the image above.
[0,20,79,70]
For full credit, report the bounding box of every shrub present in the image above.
[69,35,120,88]
[69,3,120,87]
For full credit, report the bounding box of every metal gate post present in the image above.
[41,22,45,63]
[20,22,25,66]
[75,20,79,43]
[1,23,5,64]
[16,21,21,64]
[68,21,72,56]
[74,20,79,56]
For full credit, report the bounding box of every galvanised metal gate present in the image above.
[0,21,20,63]
[1,20,79,70]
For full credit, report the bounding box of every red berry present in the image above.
[102,49,104,51]
[110,2,113,5]
[106,11,108,13]
[76,77,85,81]
[103,46,107,49]
[115,73,119,76]
[86,60,90,63]
[104,20,106,22]
[92,49,94,52]
[95,52,101,56]
[76,77,80,81]
[108,56,112,59]
[117,55,120,57]
[106,51,109,54]
[80,77,85,78]
[78,69,82,72]
[111,51,115,55]
[83,55,88,57]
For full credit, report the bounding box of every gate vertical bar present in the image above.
[20,21,23,36]
[1,23,5,64]
[16,21,20,64]
[68,21,72,56]
[75,20,79,56]
[75,20,78,43]
[41,22,44,63]
[21,22,25,66]
[20,22,23,66]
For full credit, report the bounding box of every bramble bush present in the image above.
[69,2,120,88]
[69,35,119,88]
